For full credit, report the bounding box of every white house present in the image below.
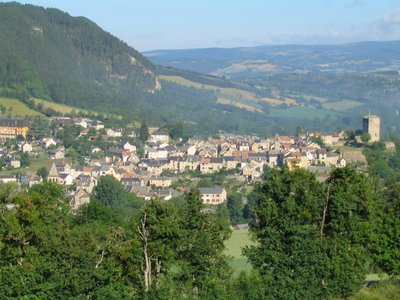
[199,187,227,205]
[42,137,57,149]
[150,130,170,143]
[21,142,33,153]
[71,189,90,210]
[119,141,137,152]
[106,128,123,137]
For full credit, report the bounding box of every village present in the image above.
[0,114,392,210]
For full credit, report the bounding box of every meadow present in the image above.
[322,99,364,111]
[270,106,342,119]
[0,97,43,117]
[32,98,99,115]
[224,229,254,275]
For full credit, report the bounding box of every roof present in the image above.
[121,177,143,183]
[74,189,90,198]
[150,176,171,181]
[199,186,225,195]
[152,130,169,136]
[0,118,29,128]
[209,157,224,164]
[0,174,15,179]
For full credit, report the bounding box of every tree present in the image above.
[164,121,189,142]
[0,157,6,170]
[244,167,328,299]
[177,188,232,297]
[28,116,50,140]
[139,120,149,144]
[227,191,244,225]
[56,124,83,148]
[19,152,30,167]
[361,132,371,143]
[0,181,135,298]
[244,167,376,299]
[36,166,48,180]
[0,182,70,297]
[92,175,128,207]
[321,167,376,297]
[137,200,182,293]
[309,135,325,147]
[373,181,400,276]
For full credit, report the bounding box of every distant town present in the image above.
[0,114,394,210]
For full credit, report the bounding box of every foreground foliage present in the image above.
[244,167,378,299]
[1,162,400,298]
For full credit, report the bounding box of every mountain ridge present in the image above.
[144,40,400,77]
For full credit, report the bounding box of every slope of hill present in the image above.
[0,2,159,113]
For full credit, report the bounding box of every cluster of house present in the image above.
[0,116,376,210]
[136,131,352,180]
[40,131,360,209]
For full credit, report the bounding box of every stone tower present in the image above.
[362,114,380,142]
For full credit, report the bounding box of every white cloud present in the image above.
[375,7,400,36]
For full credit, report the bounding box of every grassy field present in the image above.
[323,99,364,111]
[160,75,302,112]
[0,153,54,176]
[225,229,254,275]
[261,96,298,106]
[32,98,122,119]
[32,98,99,115]
[350,280,400,300]
[270,106,341,119]
[0,97,43,117]
[160,75,258,101]
[217,98,259,112]
[26,154,55,173]
[293,94,328,103]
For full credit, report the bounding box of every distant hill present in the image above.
[146,42,400,137]
[144,41,400,77]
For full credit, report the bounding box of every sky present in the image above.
[9,0,400,51]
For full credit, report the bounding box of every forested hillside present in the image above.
[0,3,162,109]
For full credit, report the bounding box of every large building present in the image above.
[0,119,29,140]
[199,186,227,205]
[362,114,380,142]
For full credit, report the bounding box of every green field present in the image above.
[225,229,254,275]
[351,280,400,300]
[32,98,100,115]
[0,97,43,117]
[33,98,122,119]
[322,99,364,111]
[160,75,290,113]
[0,153,54,176]
[270,106,341,119]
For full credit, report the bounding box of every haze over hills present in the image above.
[144,41,400,77]
[146,42,400,137]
